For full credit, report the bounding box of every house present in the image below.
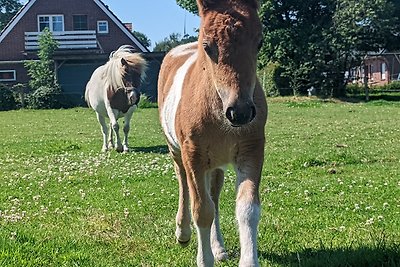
[350,51,400,86]
[0,0,164,105]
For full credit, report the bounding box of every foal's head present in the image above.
[197,0,262,127]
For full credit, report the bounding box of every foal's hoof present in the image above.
[177,238,191,247]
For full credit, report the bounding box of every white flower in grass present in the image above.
[338,226,346,232]
[365,217,374,225]
[377,215,384,221]
[124,208,129,218]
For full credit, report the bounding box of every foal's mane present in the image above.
[103,45,147,93]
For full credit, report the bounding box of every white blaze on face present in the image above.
[161,50,198,149]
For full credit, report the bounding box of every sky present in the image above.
[102,0,200,49]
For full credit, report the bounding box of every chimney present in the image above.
[124,23,133,32]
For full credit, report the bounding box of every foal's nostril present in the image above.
[225,104,256,126]
[226,107,235,122]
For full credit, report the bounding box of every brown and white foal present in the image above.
[158,0,267,266]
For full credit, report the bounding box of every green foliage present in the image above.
[24,28,59,91]
[133,30,151,49]
[26,85,66,109]
[0,83,17,111]
[137,94,157,109]
[24,28,63,109]
[0,0,22,31]
[153,33,197,52]
[176,0,198,14]
[258,62,289,96]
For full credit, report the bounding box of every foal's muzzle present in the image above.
[225,102,256,127]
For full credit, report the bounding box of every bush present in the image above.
[345,83,364,95]
[27,86,64,109]
[138,94,158,109]
[259,62,288,96]
[0,84,17,111]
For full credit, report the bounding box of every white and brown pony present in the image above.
[85,45,147,152]
[158,0,267,266]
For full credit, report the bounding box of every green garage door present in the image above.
[57,61,104,106]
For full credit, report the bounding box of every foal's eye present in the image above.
[202,40,218,62]
[202,41,212,55]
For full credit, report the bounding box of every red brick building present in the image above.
[0,0,163,105]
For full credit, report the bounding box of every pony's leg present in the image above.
[173,159,191,245]
[96,113,108,152]
[122,109,135,152]
[181,144,214,267]
[234,141,264,267]
[108,122,114,149]
[209,168,228,261]
[106,108,123,152]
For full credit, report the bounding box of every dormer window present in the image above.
[38,15,64,32]
[97,21,109,34]
[73,15,88,31]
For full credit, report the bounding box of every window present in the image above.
[97,21,108,34]
[73,15,88,31]
[381,62,386,80]
[0,70,16,81]
[38,15,64,32]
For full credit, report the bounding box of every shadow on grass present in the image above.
[259,245,400,267]
[130,145,169,154]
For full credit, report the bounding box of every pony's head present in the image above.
[106,45,147,106]
[197,0,262,127]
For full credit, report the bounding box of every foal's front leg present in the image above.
[173,159,191,245]
[182,144,215,267]
[209,168,228,261]
[234,141,264,267]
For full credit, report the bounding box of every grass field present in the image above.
[0,98,399,266]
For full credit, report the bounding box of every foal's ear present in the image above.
[121,58,128,67]
[196,0,218,13]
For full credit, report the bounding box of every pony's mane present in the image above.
[103,45,147,92]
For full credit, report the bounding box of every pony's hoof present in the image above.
[115,146,123,153]
[177,238,191,247]
[123,146,129,153]
[214,250,228,261]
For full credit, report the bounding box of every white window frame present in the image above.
[0,70,16,81]
[38,15,64,32]
[97,20,109,34]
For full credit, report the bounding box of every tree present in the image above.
[177,0,400,97]
[176,0,198,14]
[0,0,22,31]
[24,28,65,109]
[25,28,59,90]
[153,33,197,52]
[133,30,151,49]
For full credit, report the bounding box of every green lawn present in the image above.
[0,98,399,266]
